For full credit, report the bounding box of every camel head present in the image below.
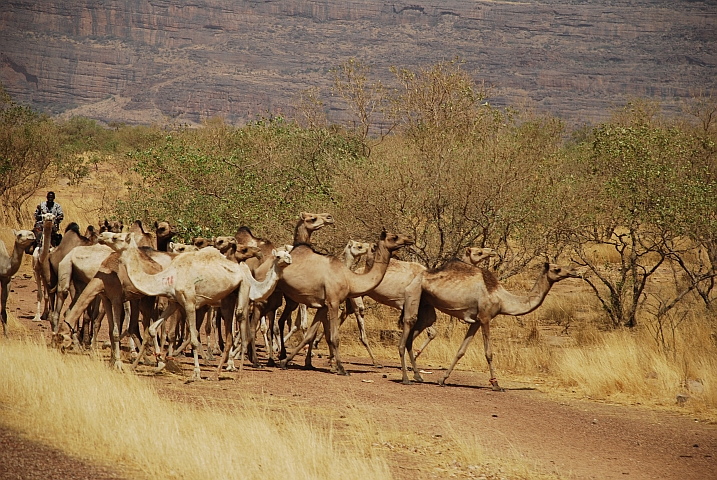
[98,232,134,252]
[299,212,335,232]
[271,248,292,268]
[12,229,36,248]
[232,244,263,263]
[168,242,199,253]
[379,230,414,252]
[346,240,371,258]
[192,237,215,249]
[41,213,55,226]
[100,219,124,233]
[214,236,237,253]
[84,225,99,244]
[543,263,580,283]
[154,221,177,240]
[464,247,497,265]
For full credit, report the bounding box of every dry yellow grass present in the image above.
[337,292,717,420]
[0,339,391,480]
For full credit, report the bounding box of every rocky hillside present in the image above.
[1,0,715,127]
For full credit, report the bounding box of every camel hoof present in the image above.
[279,360,288,370]
[402,378,413,385]
[489,378,504,392]
[154,361,167,373]
[266,358,277,367]
[190,369,202,381]
[438,377,448,387]
[413,374,424,383]
[113,361,124,372]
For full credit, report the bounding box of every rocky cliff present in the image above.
[1,0,715,126]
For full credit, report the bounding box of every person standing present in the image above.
[34,191,64,247]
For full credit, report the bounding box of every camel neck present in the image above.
[293,224,313,246]
[499,270,553,316]
[6,242,26,277]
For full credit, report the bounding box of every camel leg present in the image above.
[279,310,323,369]
[277,298,299,362]
[399,274,423,384]
[352,297,381,368]
[481,321,503,391]
[213,298,238,379]
[1,281,9,338]
[323,303,348,376]
[103,295,124,371]
[405,303,437,382]
[181,294,201,381]
[414,325,438,360]
[439,322,481,387]
[32,267,44,322]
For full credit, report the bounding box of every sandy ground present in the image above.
[2,272,716,480]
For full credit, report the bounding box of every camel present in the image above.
[1,230,36,337]
[100,219,124,233]
[63,246,176,370]
[192,237,215,249]
[309,239,382,366]
[51,242,115,346]
[400,261,579,388]
[31,213,55,322]
[34,223,98,343]
[154,221,177,252]
[168,242,198,253]
[239,213,333,366]
[328,246,496,363]
[99,232,290,380]
[277,229,414,375]
[413,247,497,358]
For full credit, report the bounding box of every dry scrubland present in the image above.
[1,70,716,477]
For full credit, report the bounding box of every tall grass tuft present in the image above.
[0,340,391,480]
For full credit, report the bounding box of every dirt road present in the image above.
[3,273,716,479]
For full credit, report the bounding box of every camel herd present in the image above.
[0,211,579,389]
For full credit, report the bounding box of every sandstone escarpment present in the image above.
[1,1,715,126]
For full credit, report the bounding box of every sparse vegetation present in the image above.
[0,67,715,478]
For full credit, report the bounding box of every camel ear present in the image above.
[543,262,550,272]
[300,212,308,219]
[104,219,110,227]
[12,229,17,236]
[168,242,175,250]
[272,249,277,257]
[466,247,472,256]
[154,221,159,228]
[380,229,387,240]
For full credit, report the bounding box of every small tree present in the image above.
[0,84,59,225]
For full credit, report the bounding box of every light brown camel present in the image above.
[310,239,382,366]
[51,242,114,347]
[63,246,176,370]
[168,242,199,253]
[400,261,579,388]
[31,213,55,322]
[100,219,124,234]
[413,247,497,359]
[128,220,156,248]
[277,229,414,375]
[37,223,98,344]
[1,230,36,337]
[240,213,334,367]
[337,246,497,363]
[100,232,290,380]
[192,237,215,249]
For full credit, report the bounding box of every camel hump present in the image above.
[65,223,81,234]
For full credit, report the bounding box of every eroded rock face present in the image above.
[1,1,715,126]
